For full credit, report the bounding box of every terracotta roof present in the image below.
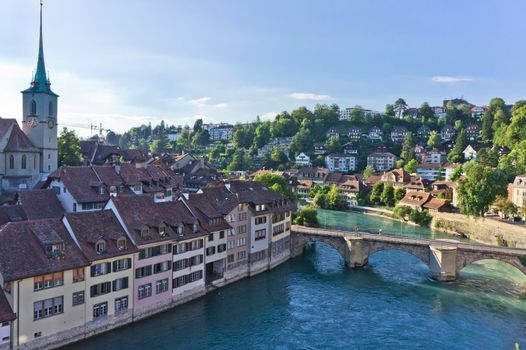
[4,123,38,152]
[399,191,432,207]
[0,118,17,141]
[65,210,137,261]
[0,219,89,282]
[188,193,232,232]
[0,290,15,323]
[18,189,64,220]
[110,196,204,246]
[423,197,449,210]
[92,166,124,187]
[48,166,109,204]
[0,205,27,226]
[228,180,294,214]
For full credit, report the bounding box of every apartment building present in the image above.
[325,154,356,173]
[367,152,396,172]
[0,220,89,349]
[64,210,137,331]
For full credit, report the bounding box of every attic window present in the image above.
[98,187,105,195]
[177,225,183,235]
[46,243,65,258]
[193,223,198,233]
[117,237,127,251]
[95,240,106,254]
[141,227,150,239]
[109,186,117,194]
[159,225,167,237]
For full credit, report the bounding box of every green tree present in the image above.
[290,128,313,155]
[326,135,342,153]
[394,188,406,202]
[503,105,526,149]
[427,131,441,148]
[253,173,293,198]
[381,183,395,207]
[400,133,415,161]
[227,149,253,171]
[193,118,203,133]
[192,129,210,146]
[253,122,272,148]
[419,102,434,124]
[294,206,319,226]
[447,128,468,163]
[394,98,408,119]
[363,166,376,179]
[233,126,254,149]
[497,140,526,179]
[457,163,508,216]
[57,127,83,166]
[403,159,418,174]
[385,104,395,118]
[449,165,463,181]
[327,184,346,209]
[370,182,384,204]
[309,183,321,198]
[480,110,494,142]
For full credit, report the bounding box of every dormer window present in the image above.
[109,186,117,194]
[98,187,105,195]
[177,225,183,235]
[95,240,106,254]
[117,237,127,251]
[46,243,65,259]
[159,224,167,237]
[193,223,198,233]
[141,227,150,239]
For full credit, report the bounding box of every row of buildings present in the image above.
[0,175,293,349]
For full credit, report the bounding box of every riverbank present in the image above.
[432,212,526,248]
[348,205,431,230]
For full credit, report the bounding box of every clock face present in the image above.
[47,118,55,129]
[27,117,38,128]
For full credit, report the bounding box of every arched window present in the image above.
[31,100,37,115]
[9,155,14,169]
[21,155,27,169]
[48,102,53,116]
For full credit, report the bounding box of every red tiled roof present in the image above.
[399,191,432,207]
[18,189,64,220]
[0,290,15,323]
[0,219,89,282]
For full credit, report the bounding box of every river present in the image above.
[65,209,526,349]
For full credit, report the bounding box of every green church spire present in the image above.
[22,0,58,96]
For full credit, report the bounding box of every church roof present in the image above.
[21,2,58,97]
[4,123,38,152]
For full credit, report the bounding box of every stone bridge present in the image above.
[291,225,526,281]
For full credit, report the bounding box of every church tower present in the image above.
[21,1,58,174]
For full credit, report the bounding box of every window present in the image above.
[34,296,63,320]
[227,254,235,263]
[228,229,235,236]
[72,291,85,306]
[237,251,246,260]
[153,260,171,274]
[217,243,226,253]
[159,225,167,237]
[73,203,77,212]
[115,296,128,314]
[139,244,172,260]
[219,231,225,239]
[91,262,111,277]
[208,234,214,242]
[177,225,183,235]
[238,212,247,221]
[237,238,246,247]
[138,283,152,300]
[255,229,266,241]
[73,268,85,283]
[156,279,169,294]
[90,282,112,297]
[135,265,153,279]
[21,155,27,169]
[255,216,267,225]
[95,240,106,254]
[34,272,63,291]
[31,100,37,115]
[237,204,244,211]
[9,155,14,170]
[52,186,61,195]
[117,238,127,251]
[112,277,129,292]
[113,258,131,272]
[173,271,203,289]
[93,302,108,319]
[206,246,215,256]
[227,241,235,249]
[238,225,247,234]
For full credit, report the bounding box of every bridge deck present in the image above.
[292,225,526,257]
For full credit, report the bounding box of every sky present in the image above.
[0,0,525,137]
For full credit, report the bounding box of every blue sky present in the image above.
[0,0,525,136]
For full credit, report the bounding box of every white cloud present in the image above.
[185,96,228,108]
[260,111,278,121]
[289,92,332,101]
[431,76,474,83]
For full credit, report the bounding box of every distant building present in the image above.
[466,123,480,141]
[440,124,456,141]
[295,153,311,166]
[417,125,431,139]
[416,163,445,181]
[367,152,396,172]
[314,143,327,155]
[325,154,356,173]
[508,174,526,209]
[432,106,446,118]
[391,126,408,143]
[420,149,446,164]
[340,107,381,120]
[462,144,487,160]
[209,124,234,141]
[342,142,359,156]
[347,127,363,141]
[471,106,488,119]
[368,126,383,141]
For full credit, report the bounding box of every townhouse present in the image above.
[107,196,200,319]
[198,185,250,283]
[391,126,408,143]
[508,174,526,209]
[64,210,137,332]
[229,181,293,273]
[367,152,396,172]
[0,219,89,349]
[188,192,230,287]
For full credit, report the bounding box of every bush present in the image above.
[295,206,319,226]
[392,205,431,226]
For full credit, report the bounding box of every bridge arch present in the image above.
[364,242,430,267]
[292,234,349,265]
[457,256,526,278]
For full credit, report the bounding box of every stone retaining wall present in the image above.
[431,212,526,248]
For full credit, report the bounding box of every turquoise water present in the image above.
[65,210,526,350]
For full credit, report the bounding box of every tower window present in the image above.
[31,100,37,115]
[9,155,14,169]
[21,155,27,169]
[49,102,53,116]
